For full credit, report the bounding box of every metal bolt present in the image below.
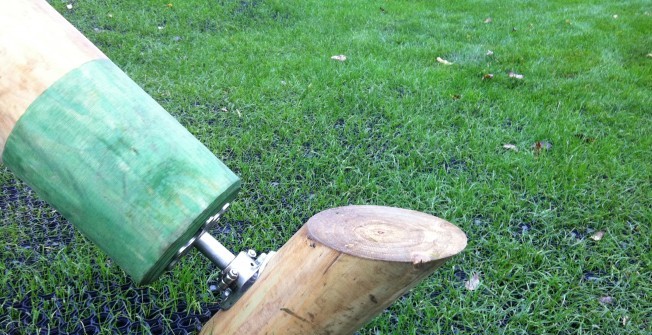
[217,269,239,291]
[247,249,257,258]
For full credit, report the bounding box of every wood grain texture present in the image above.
[0,0,106,159]
[201,206,467,335]
[307,205,468,264]
[3,60,240,284]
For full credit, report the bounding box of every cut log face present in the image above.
[201,205,467,335]
[308,205,468,264]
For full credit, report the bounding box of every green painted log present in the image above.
[2,59,240,284]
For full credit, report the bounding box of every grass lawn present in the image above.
[1,0,650,334]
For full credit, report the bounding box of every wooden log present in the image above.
[0,1,240,284]
[0,0,106,158]
[201,205,467,335]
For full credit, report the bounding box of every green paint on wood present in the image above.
[3,59,240,284]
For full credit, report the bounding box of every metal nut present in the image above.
[247,249,257,258]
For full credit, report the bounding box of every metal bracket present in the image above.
[168,203,276,309]
[217,250,276,309]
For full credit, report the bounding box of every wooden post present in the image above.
[201,206,467,335]
[0,1,240,284]
[0,0,106,156]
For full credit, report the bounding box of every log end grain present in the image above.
[306,205,467,265]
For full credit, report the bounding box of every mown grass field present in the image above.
[1,0,650,334]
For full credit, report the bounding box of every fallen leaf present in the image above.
[508,71,524,79]
[436,57,453,65]
[598,296,614,305]
[486,50,494,56]
[331,55,347,62]
[166,3,173,8]
[590,231,605,241]
[66,3,73,9]
[531,141,552,154]
[465,273,481,291]
[484,17,493,24]
[502,144,518,151]
[483,73,494,80]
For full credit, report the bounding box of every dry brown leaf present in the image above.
[598,296,614,305]
[484,17,493,24]
[483,73,494,80]
[437,57,453,65]
[508,71,524,79]
[331,55,347,62]
[531,141,552,154]
[465,273,481,291]
[590,231,605,241]
[503,144,518,151]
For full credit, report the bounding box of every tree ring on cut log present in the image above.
[306,205,467,264]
